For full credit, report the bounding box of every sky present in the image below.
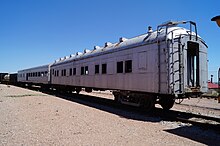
[0,0,220,81]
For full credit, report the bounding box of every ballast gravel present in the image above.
[0,84,219,146]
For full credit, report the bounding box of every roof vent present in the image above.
[70,54,75,58]
[148,26,153,34]
[119,37,127,43]
[104,42,112,47]
[64,56,69,59]
[84,49,90,53]
[76,52,82,56]
[94,46,101,50]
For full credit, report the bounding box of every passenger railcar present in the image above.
[17,64,50,87]
[17,21,208,110]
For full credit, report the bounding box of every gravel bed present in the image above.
[0,84,219,145]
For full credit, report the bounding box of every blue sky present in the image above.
[0,0,219,81]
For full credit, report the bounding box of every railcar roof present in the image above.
[18,64,49,72]
[52,26,204,66]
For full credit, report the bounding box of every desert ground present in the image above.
[0,84,219,146]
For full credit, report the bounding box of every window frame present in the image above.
[81,67,85,75]
[69,68,72,76]
[63,69,66,76]
[57,70,59,77]
[73,68,76,75]
[95,64,99,74]
[102,63,107,74]
[125,60,132,73]
[85,66,89,75]
[117,61,123,73]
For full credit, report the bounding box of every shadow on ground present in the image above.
[52,91,161,122]
[164,126,220,146]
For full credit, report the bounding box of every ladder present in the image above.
[156,20,198,94]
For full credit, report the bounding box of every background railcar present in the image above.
[17,64,50,87]
[0,73,8,83]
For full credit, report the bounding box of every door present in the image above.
[187,41,200,87]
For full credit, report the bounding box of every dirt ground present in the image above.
[0,84,219,146]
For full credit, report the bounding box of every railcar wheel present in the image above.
[159,96,175,110]
[140,97,155,112]
[75,87,81,94]
[114,94,121,104]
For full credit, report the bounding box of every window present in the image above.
[38,72,41,77]
[57,70,59,76]
[63,69,66,76]
[61,69,66,76]
[102,63,107,74]
[125,60,132,73]
[55,70,58,77]
[73,68,76,75]
[117,61,123,73]
[85,66,89,75]
[95,65,99,74]
[69,68,72,76]
[81,67,84,75]
[52,69,54,75]
[81,66,88,75]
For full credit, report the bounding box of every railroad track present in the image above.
[152,108,220,133]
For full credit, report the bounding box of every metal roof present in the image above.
[52,26,204,66]
[18,64,50,72]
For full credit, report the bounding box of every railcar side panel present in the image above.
[51,43,162,93]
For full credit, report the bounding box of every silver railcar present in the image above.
[50,21,208,110]
[17,64,51,87]
[17,21,208,110]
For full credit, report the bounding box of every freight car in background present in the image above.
[0,73,17,85]
[0,73,8,83]
[7,73,17,85]
[17,21,208,111]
